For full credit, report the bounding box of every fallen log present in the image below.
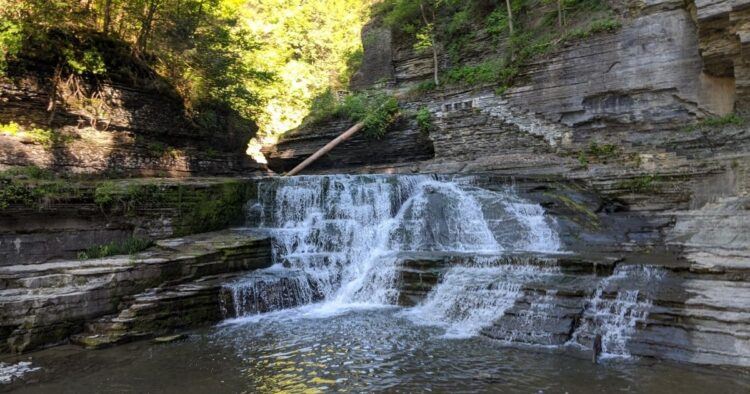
[284,121,365,176]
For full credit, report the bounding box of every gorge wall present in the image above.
[259,0,750,367]
[0,66,261,177]
[2,0,750,371]
[266,0,750,249]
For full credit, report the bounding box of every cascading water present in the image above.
[569,265,666,358]
[403,259,561,338]
[224,174,562,332]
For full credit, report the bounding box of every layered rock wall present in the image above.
[0,74,260,177]
[0,178,259,266]
[0,230,272,353]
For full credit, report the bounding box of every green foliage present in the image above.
[0,171,83,210]
[485,0,524,37]
[577,151,589,167]
[576,141,619,165]
[564,18,621,40]
[0,122,72,148]
[307,91,400,139]
[0,20,22,74]
[486,8,510,37]
[0,179,35,209]
[587,142,618,158]
[683,113,745,132]
[445,59,518,86]
[379,0,620,93]
[416,107,434,134]
[619,175,658,193]
[77,237,153,260]
[0,1,381,139]
[0,121,21,135]
[362,95,400,139]
[415,80,437,92]
[308,89,342,124]
[0,166,55,180]
[243,0,373,136]
[63,48,107,75]
[94,181,163,214]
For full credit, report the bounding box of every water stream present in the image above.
[225,175,562,333]
[6,175,749,392]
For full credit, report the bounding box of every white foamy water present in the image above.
[0,361,39,384]
[225,174,562,332]
[569,265,666,358]
[403,261,561,338]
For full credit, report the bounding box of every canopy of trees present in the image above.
[0,0,373,140]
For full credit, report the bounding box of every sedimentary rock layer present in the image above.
[0,230,272,353]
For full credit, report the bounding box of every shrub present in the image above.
[361,95,400,139]
[619,175,658,193]
[0,20,23,75]
[77,237,153,260]
[565,18,621,40]
[0,122,72,148]
[306,91,400,139]
[416,107,434,134]
[683,113,745,132]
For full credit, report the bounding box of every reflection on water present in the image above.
[6,308,749,394]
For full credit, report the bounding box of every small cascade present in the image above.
[404,260,561,338]
[224,175,562,320]
[569,265,666,358]
[505,290,560,346]
[222,267,321,318]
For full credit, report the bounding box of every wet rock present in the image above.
[0,230,272,353]
[152,334,187,344]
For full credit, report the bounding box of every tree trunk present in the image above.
[285,122,365,176]
[505,0,514,35]
[47,65,63,126]
[103,0,113,34]
[136,0,160,53]
[419,2,439,86]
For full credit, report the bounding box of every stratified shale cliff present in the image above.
[261,0,750,367]
[0,59,260,177]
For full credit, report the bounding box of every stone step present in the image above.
[0,230,273,354]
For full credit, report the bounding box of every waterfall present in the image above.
[403,259,561,338]
[569,265,665,358]
[224,175,562,321]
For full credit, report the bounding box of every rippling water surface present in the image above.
[6,307,749,393]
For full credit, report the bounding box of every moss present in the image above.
[94,181,164,214]
[576,142,619,165]
[0,172,83,210]
[546,192,600,229]
[577,151,589,167]
[77,237,153,260]
[682,113,745,132]
[173,181,256,236]
[618,175,659,193]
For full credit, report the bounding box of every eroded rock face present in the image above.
[0,230,272,353]
[262,117,434,174]
[0,76,260,177]
[257,0,750,369]
[0,178,260,266]
[694,0,750,111]
[395,252,750,367]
